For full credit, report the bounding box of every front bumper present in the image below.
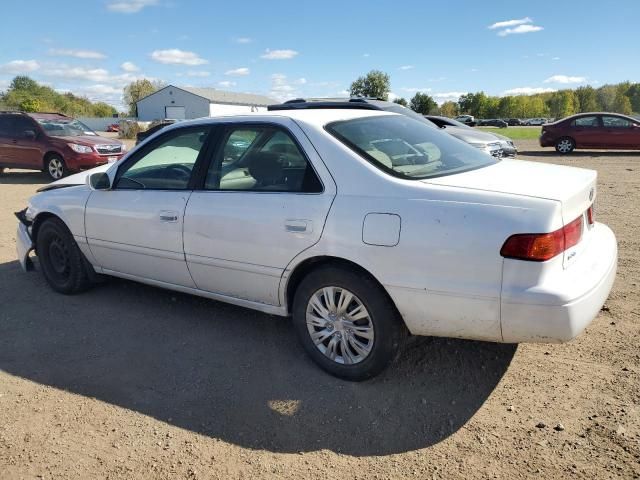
[16,221,34,271]
[501,223,617,343]
[66,151,123,171]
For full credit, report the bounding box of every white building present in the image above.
[136,85,275,121]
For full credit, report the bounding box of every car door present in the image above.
[601,115,636,148]
[85,125,213,287]
[3,115,42,168]
[183,119,336,306]
[569,115,603,147]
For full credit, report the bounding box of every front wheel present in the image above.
[292,265,405,381]
[36,217,93,294]
[45,154,67,180]
[555,137,575,154]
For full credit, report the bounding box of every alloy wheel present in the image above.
[48,158,64,179]
[557,139,573,153]
[306,286,375,365]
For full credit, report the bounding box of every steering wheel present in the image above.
[166,164,192,180]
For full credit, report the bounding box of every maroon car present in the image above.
[0,112,125,180]
[540,112,640,154]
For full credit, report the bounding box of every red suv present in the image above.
[540,112,640,154]
[0,112,125,180]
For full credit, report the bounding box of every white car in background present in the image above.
[16,109,617,380]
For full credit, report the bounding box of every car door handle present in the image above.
[285,219,311,233]
[159,211,179,222]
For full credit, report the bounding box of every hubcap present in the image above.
[47,236,69,277]
[306,286,374,365]
[48,158,64,179]
[558,140,572,152]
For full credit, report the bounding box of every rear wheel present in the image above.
[292,265,405,381]
[44,154,67,180]
[555,137,575,154]
[36,217,93,294]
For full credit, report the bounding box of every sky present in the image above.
[1,0,639,111]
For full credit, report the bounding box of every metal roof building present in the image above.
[136,85,275,121]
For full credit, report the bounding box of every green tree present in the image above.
[439,101,459,117]
[547,90,578,119]
[625,83,640,113]
[597,85,617,111]
[349,70,391,100]
[458,91,488,117]
[20,98,41,112]
[91,102,117,117]
[612,93,632,115]
[9,76,39,92]
[393,97,408,107]
[123,79,164,116]
[409,92,437,115]
[574,86,599,112]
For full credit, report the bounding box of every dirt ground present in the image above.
[0,139,638,479]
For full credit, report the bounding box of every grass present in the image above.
[477,126,541,140]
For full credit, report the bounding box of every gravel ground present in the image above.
[0,139,638,479]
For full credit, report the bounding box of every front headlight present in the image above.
[120,143,127,152]
[68,143,93,154]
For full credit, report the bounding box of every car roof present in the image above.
[28,112,72,120]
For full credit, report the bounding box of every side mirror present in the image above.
[88,172,111,190]
[24,129,36,140]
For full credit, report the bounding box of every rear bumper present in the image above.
[501,223,617,343]
[16,221,34,271]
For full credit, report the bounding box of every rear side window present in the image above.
[572,116,599,127]
[326,115,497,180]
[0,115,11,136]
[205,125,322,193]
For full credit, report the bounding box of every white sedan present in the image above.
[16,109,617,380]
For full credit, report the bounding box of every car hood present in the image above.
[37,163,112,192]
[423,159,596,223]
[441,126,503,143]
[58,135,123,146]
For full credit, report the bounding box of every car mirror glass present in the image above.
[88,172,111,190]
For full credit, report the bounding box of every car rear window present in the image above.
[326,115,498,180]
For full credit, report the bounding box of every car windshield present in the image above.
[326,115,498,180]
[36,118,97,137]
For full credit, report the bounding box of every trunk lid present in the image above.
[423,159,597,267]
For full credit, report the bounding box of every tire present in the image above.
[36,217,93,294]
[555,137,575,154]
[292,265,406,381]
[44,154,67,180]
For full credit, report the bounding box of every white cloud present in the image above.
[543,75,587,84]
[363,53,370,58]
[106,0,158,13]
[120,61,139,72]
[488,17,532,29]
[388,92,400,101]
[150,49,208,65]
[432,91,467,104]
[224,67,250,76]
[0,59,40,74]
[399,65,414,70]
[41,65,150,88]
[218,81,236,88]
[552,57,560,61]
[502,87,557,96]
[401,87,432,93]
[185,70,210,77]
[49,48,106,59]
[269,73,305,101]
[497,24,544,36]
[261,49,299,60]
[234,37,252,44]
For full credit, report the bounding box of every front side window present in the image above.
[205,125,322,193]
[116,127,210,190]
[572,116,599,128]
[326,115,498,180]
[602,116,633,128]
[35,118,97,137]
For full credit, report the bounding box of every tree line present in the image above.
[0,76,118,117]
[350,70,640,119]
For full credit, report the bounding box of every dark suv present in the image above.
[0,112,125,180]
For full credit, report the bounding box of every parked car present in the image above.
[525,118,548,126]
[478,119,508,128]
[16,109,617,380]
[540,112,640,154]
[454,114,476,126]
[135,120,177,145]
[426,115,517,157]
[106,123,119,133]
[0,112,126,180]
[505,118,523,126]
[270,98,504,158]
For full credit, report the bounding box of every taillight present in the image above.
[500,215,584,262]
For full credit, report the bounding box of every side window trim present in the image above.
[113,125,214,190]
[198,121,324,194]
